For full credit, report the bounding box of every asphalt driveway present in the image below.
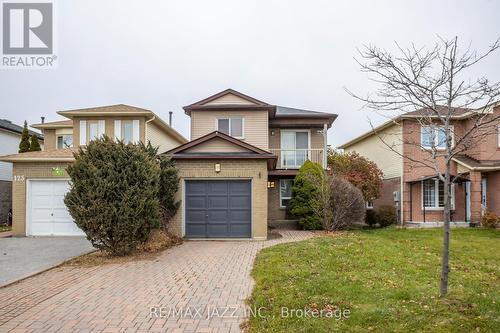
[0,237,94,286]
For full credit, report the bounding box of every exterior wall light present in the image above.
[215,162,221,173]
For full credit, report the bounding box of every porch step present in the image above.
[269,220,299,230]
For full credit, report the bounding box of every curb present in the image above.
[0,248,97,289]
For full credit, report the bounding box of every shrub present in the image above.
[481,211,500,229]
[375,205,397,227]
[289,161,325,230]
[330,177,365,230]
[365,209,377,227]
[327,149,383,202]
[158,156,180,229]
[64,136,161,255]
[29,134,41,151]
[18,121,30,153]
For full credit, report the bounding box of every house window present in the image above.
[281,130,310,168]
[114,119,140,144]
[88,121,99,141]
[217,117,244,138]
[366,201,374,209]
[57,135,73,149]
[422,179,455,209]
[421,126,452,149]
[122,120,133,143]
[280,179,293,208]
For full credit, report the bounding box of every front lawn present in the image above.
[247,228,500,332]
[0,225,12,232]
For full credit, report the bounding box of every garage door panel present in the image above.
[207,224,229,237]
[207,210,227,222]
[185,180,251,238]
[229,181,250,194]
[186,210,205,223]
[186,196,206,209]
[229,209,251,222]
[229,196,250,209]
[186,224,206,238]
[186,181,205,193]
[207,182,228,194]
[30,223,53,236]
[32,195,52,208]
[229,224,251,237]
[207,196,228,209]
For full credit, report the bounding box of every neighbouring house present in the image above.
[339,104,500,226]
[0,119,44,226]
[0,105,187,236]
[164,89,336,239]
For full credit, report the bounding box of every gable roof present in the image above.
[57,104,152,117]
[183,89,276,116]
[0,119,43,140]
[31,119,73,129]
[0,147,77,162]
[166,131,272,155]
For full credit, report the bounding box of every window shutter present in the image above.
[132,120,140,143]
[98,120,106,138]
[79,120,87,145]
[114,120,121,141]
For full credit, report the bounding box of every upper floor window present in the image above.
[79,120,105,145]
[217,117,244,139]
[421,125,453,149]
[57,135,73,149]
[114,120,140,144]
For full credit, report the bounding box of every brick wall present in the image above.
[11,162,70,236]
[373,177,400,208]
[169,159,268,239]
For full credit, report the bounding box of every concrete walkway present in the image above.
[0,230,313,333]
[0,237,94,287]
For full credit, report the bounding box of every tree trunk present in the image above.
[440,161,452,296]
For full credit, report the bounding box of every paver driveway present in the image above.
[0,230,313,333]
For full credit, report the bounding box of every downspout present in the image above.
[323,123,327,169]
[145,115,156,144]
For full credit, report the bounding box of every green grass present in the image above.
[248,228,500,332]
[0,225,11,232]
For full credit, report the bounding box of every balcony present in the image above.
[269,149,326,169]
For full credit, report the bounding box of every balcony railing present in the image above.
[269,149,326,169]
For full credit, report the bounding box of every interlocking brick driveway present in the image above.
[0,230,313,333]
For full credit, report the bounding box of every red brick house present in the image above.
[339,104,500,226]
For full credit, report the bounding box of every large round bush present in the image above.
[64,136,161,255]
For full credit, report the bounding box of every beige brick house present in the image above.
[339,104,500,226]
[0,105,187,236]
[165,89,336,239]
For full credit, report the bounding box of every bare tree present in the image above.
[347,37,500,296]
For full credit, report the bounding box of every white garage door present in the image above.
[28,180,84,236]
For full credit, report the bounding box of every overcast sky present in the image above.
[1,0,499,146]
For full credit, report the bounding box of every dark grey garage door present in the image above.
[185,180,251,238]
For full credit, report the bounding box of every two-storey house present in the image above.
[339,104,500,226]
[165,89,336,239]
[1,105,187,236]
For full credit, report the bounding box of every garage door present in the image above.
[28,180,84,236]
[185,180,251,238]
